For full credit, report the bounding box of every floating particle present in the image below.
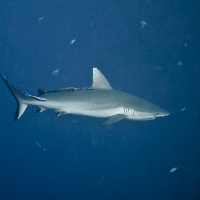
[177,61,183,67]
[52,69,60,75]
[155,65,162,71]
[170,167,177,173]
[100,173,104,184]
[140,21,146,29]
[36,142,45,151]
[70,39,75,45]
[38,16,44,21]
[184,43,187,47]
[180,107,186,112]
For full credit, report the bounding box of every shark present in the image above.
[0,68,169,125]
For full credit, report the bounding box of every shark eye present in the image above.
[155,112,159,116]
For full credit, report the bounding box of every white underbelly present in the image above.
[66,107,125,118]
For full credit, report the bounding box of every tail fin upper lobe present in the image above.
[0,74,28,120]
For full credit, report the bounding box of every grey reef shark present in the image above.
[0,68,169,125]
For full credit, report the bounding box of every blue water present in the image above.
[1,1,200,199]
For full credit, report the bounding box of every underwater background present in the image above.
[0,0,200,199]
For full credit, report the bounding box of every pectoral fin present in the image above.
[102,114,125,126]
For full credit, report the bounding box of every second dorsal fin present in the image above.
[89,68,112,90]
[38,89,46,96]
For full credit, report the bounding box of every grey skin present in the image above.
[0,68,169,125]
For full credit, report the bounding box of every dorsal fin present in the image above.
[38,89,45,96]
[89,68,112,90]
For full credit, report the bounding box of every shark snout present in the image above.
[157,110,170,117]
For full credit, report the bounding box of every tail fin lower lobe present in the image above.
[0,74,29,120]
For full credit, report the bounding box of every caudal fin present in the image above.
[0,74,29,120]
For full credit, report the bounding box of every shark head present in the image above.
[126,109,170,121]
[123,101,170,121]
[133,107,170,120]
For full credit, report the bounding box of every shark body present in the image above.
[0,68,169,125]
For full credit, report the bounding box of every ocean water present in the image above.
[0,0,200,199]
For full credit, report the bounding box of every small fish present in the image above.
[70,39,75,45]
[38,16,44,21]
[52,69,60,76]
[177,61,183,67]
[180,107,186,112]
[170,167,177,173]
[140,21,146,29]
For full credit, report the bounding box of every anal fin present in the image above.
[35,107,46,113]
[55,110,65,116]
[102,114,125,126]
